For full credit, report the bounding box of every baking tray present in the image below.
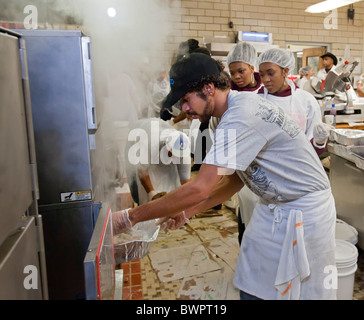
[113,220,160,264]
[329,129,364,146]
[349,146,364,170]
[349,146,364,160]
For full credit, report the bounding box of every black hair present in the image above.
[185,72,231,95]
[176,39,201,61]
[193,47,211,56]
[187,39,200,53]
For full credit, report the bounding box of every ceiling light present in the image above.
[107,7,117,18]
[305,0,362,13]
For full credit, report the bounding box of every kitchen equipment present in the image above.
[329,144,364,250]
[0,27,47,299]
[114,220,160,264]
[349,145,364,160]
[329,129,364,146]
[84,204,124,300]
[309,60,364,123]
[335,239,358,300]
[335,219,358,245]
[16,29,106,299]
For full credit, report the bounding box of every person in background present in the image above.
[124,118,191,206]
[356,74,364,97]
[147,66,170,118]
[210,42,263,132]
[233,47,329,231]
[228,41,263,93]
[357,83,364,97]
[317,52,337,80]
[112,53,337,300]
[176,38,200,61]
[297,66,314,90]
[258,48,329,157]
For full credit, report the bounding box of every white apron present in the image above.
[238,187,258,225]
[263,80,308,134]
[240,82,308,227]
[233,188,337,300]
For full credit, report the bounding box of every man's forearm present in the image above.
[128,164,224,225]
[184,172,244,219]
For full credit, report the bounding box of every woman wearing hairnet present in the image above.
[209,42,263,132]
[297,66,315,91]
[234,48,330,230]
[227,41,263,93]
[258,48,329,155]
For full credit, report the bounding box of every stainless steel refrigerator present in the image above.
[0,27,48,299]
[17,29,103,299]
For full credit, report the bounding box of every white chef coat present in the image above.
[147,77,170,118]
[204,90,336,299]
[125,118,191,205]
[260,79,323,141]
[297,76,309,89]
[317,65,336,80]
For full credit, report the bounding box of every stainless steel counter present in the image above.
[329,143,364,249]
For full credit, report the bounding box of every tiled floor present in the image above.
[116,205,364,300]
[354,248,364,300]
[118,260,143,300]
[117,204,238,300]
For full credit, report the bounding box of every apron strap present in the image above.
[268,204,283,236]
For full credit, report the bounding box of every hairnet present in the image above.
[299,66,312,76]
[227,42,257,66]
[258,48,295,74]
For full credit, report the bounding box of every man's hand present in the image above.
[112,208,132,235]
[156,211,190,231]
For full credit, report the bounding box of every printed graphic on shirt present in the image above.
[241,162,287,203]
[255,102,301,138]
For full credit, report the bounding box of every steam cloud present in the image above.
[1,0,182,209]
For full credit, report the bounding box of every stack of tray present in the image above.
[329,129,364,170]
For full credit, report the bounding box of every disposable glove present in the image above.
[156,211,190,231]
[313,122,331,145]
[112,208,132,235]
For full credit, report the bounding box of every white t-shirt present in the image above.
[204,90,329,203]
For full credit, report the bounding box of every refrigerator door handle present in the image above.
[19,38,40,205]
[82,36,97,132]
